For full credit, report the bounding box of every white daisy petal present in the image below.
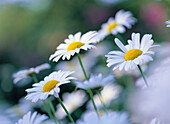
[112,63,122,71]
[107,59,124,67]
[115,38,127,53]
[134,33,140,49]
[74,32,81,41]
[127,40,133,50]
[140,34,152,52]
[119,61,126,71]
[116,25,125,33]
[145,51,155,55]
[133,58,140,65]
[124,61,131,71]
[68,34,75,41]
[107,51,125,56]
[57,44,67,50]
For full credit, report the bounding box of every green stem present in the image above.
[115,33,126,44]
[57,97,75,124]
[43,101,56,123]
[137,65,149,87]
[77,53,99,117]
[32,74,39,83]
[47,98,61,124]
[77,53,88,80]
[97,91,107,113]
[87,89,100,117]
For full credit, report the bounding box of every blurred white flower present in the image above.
[98,10,136,40]
[146,42,170,76]
[136,56,170,88]
[87,83,121,109]
[6,98,32,119]
[56,53,96,80]
[77,111,131,124]
[106,33,158,71]
[75,74,114,90]
[165,20,170,27]
[128,60,170,123]
[13,63,50,84]
[56,90,87,119]
[25,71,75,102]
[15,111,48,124]
[154,42,170,60]
[49,31,99,62]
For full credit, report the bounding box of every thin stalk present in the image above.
[47,98,61,124]
[57,97,75,124]
[77,53,99,117]
[137,65,149,87]
[97,91,107,113]
[43,101,56,123]
[32,74,39,83]
[77,53,88,80]
[87,89,100,117]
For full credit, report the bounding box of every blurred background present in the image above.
[0,0,170,122]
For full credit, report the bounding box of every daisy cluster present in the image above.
[4,8,168,124]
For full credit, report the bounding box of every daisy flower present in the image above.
[98,10,136,40]
[75,74,114,90]
[6,98,32,119]
[49,31,99,62]
[77,111,131,124]
[15,111,48,124]
[87,84,121,109]
[56,90,87,119]
[165,20,170,27]
[13,63,50,84]
[106,33,158,71]
[25,71,75,103]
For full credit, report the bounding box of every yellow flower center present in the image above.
[26,71,36,76]
[124,49,142,61]
[13,106,22,115]
[70,105,76,111]
[43,80,59,93]
[67,42,84,52]
[107,22,118,33]
[98,109,104,117]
